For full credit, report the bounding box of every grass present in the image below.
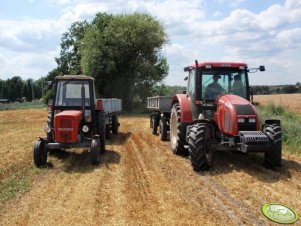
[0,165,43,204]
[0,102,45,111]
[258,103,301,154]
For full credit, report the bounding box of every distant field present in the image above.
[254,93,301,114]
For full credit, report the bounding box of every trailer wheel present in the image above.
[91,138,101,166]
[170,104,189,155]
[105,124,110,139]
[152,114,159,135]
[159,118,168,141]
[264,123,282,168]
[111,114,119,134]
[33,138,47,167]
[188,123,212,171]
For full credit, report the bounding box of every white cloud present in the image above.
[1,0,301,85]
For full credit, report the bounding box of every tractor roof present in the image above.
[190,62,247,69]
[55,75,94,80]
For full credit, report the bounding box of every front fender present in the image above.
[172,94,193,123]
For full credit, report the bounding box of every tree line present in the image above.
[0,76,44,102]
[251,83,301,95]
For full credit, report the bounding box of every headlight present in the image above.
[44,125,51,133]
[238,118,245,123]
[249,118,256,123]
[82,125,89,133]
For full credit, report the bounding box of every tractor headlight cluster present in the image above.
[238,118,245,123]
[249,118,256,123]
[82,125,89,133]
[44,125,51,133]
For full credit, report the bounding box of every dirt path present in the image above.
[1,114,301,225]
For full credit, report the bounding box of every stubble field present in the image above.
[0,102,301,225]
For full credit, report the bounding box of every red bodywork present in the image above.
[215,95,260,136]
[192,62,247,69]
[54,110,83,143]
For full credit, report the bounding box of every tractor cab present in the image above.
[184,62,264,121]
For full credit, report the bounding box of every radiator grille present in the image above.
[59,119,72,142]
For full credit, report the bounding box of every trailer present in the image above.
[147,96,173,141]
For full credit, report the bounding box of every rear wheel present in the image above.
[188,123,213,171]
[170,104,188,155]
[264,123,282,168]
[91,138,101,166]
[46,111,53,142]
[111,114,119,134]
[33,138,47,167]
[159,118,168,141]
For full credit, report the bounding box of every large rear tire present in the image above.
[188,123,213,171]
[264,123,282,168]
[170,104,188,155]
[46,111,53,142]
[91,138,101,166]
[33,138,47,167]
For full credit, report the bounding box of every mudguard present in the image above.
[172,94,193,123]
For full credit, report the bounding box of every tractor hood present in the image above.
[214,95,260,135]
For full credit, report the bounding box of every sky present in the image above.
[0,0,301,86]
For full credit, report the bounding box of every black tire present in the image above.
[159,119,168,141]
[91,138,101,165]
[152,114,159,135]
[105,124,110,139]
[111,114,119,134]
[264,123,282,168]
[97,111,106,153]
[170,104,189,155]
[188,123,213,171]
[46,111,53,142]
[33,138,47,167]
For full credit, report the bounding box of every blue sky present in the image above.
[0,0,300,86]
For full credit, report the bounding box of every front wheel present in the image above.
[264,122,282,168]
[33,138,47,167]
[91,138,101,166]
[188,123,213,171]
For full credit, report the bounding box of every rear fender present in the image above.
[172,94,193,123]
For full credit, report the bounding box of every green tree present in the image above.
[81,13,168,111]
[56,21,89,75]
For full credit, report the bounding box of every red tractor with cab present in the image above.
[33,75,122,167]
[148,61,282,171]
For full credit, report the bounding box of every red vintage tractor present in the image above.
[33,75,121,167]
[170,61,282,171]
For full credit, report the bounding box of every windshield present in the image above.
[55,80,91,106]
[201,68,247,100]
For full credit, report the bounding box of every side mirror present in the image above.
[259,65,265,71]
[184,76,188,81]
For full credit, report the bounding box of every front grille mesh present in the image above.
[59,119,72,142]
